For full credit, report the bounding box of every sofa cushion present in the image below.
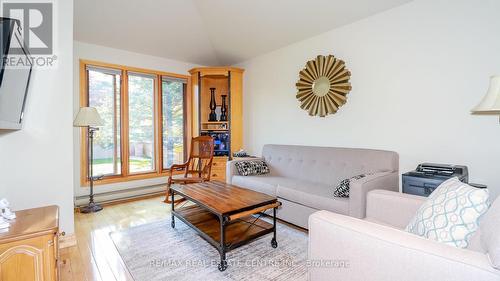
[231,175,348,214]
[480,196,500,269]
[231,175,281,196]
[277,180,349,214]
[405,177,490,249]
[467,229,485,253]
[262,144,398,187]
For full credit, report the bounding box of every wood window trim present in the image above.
[79,59,192,187]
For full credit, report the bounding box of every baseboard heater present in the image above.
[74,185,166,207]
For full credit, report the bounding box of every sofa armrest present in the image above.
[226,157,264,184]
[308,211,499,281]
[366,190,426,229]
[348,171,399,218]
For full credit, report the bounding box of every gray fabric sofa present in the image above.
[226,144,399,228]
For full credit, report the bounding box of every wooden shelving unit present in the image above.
[200,121,228,131]
[189,67,244,182]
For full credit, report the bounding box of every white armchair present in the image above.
[308,190,500,281]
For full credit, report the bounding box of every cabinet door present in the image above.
[0,234,56,281]
[229,71,243,154]
[0,244,44,281]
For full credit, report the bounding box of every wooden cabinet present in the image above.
[189,67,244,181]
[0,206,59,281]
[210,156,228,181]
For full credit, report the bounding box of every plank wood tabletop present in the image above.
[171,180,277,215]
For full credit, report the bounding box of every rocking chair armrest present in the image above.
[167,163,189,177]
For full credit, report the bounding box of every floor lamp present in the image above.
[74,107,104,213]
[471,75,500,118]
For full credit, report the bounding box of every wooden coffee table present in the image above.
[170,181,281,271]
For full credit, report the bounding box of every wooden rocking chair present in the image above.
[164,136,215,204]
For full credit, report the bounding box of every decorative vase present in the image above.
[208,88,217,121]
[220,95,228,121]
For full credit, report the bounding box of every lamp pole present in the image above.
[80,126,103,213]
[73,107,104,213]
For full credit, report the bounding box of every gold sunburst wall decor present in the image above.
[295,55,352,117]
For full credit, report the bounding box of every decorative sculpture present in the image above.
[220,95,228,121]
[209,88,217,121]
[0,198,15,229]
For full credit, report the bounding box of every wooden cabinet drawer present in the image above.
[211,161,226,169]
[211,165,225,174]
[212,157,227,170]
[211,157,227,181]
[212,156,227,163]
[210,167,226,180]
[210,171,225,180]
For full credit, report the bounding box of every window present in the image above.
[128,73,156,173]
[80,60,190,185]
[161,77,186,168]
[87,66,122,176]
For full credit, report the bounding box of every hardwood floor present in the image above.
[60,194,305,281]
[60,196,171,281]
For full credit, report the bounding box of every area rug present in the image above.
[110,218,308,281]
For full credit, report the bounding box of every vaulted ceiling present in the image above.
[74,0,412,66]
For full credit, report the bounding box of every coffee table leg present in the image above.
[170,191,175,228]
[271,207,278,248]
[218,217,228,272]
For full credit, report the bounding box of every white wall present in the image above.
[0,0,75,233]
[73,41,200,199]
[237,0,500,198]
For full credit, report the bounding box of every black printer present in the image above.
[402,163,469,197]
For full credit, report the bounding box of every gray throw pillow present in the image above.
[234,160,270,176]
[480,196,500,269]
[333,174,366,198]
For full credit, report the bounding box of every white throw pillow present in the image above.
[405,177,490,248]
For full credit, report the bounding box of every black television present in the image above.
[0,18,33,130]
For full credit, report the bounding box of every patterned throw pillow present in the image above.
[405,177,490,249]
[234,160,270,176]
[333,174,367,198]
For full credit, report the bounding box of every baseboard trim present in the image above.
[75,185,166,208]
[59,233,77,248]
[102,191,166,207]
[75,191,166,210]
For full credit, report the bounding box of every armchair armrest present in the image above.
[167,162,189,177]
[348,171,399,218]
[366,190,425,229]
[308,211,499,281]
[169,163,188,170]
[226,157,264,184]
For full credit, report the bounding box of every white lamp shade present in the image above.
[73,107,104,127]
[471,75,500,113]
